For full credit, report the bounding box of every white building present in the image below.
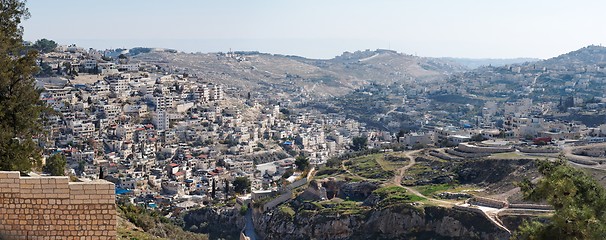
[153,109,170,130]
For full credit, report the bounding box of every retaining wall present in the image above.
[0,171,116,240]
[469,196,508,209]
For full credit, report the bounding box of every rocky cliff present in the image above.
[182,207,245,238]
[253,204,510,240]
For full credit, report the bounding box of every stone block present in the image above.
[74,194,89,200]
[0,171,20,179]
[0,178,15,183]
[84,189,98,195]
[68,183,84,190]
[54,188,69,194]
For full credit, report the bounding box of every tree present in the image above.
[0,0,49,172]
[351,136,368,151]
[211,179,216,198]
[282,169,294,179]
[232,177,251,195]
[397,129,408,142]
[470,134,485,142]
[76,160,85,175]
[223,179,229,198]
[295,155,309,171]
[43,154,66,176]
[31,38,57,53]
[513,159,606,239]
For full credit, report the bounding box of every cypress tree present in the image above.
[211,178,216,199]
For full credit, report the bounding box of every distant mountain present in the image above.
[536,45,606,67]
[132,49,466,100]
[443,45,606,108]
[442,57,540,69]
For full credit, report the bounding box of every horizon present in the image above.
[22,1,606,59]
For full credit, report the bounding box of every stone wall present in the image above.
[457,143,514,154]
[0,171,116,240]
[469,196,508,209]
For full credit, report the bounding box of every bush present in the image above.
[239,205,248,216]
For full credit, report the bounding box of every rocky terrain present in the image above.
[252,182,511,240]
[182,207,245,239]
[131,49,466,101]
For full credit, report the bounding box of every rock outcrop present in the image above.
[182,207,244,236]
[254,204,510,240]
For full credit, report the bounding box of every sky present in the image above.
[21,0,606,59]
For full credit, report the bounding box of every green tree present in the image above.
[470,134,485,142]
[351,136,368,151]
[32,38,57,53]
[232,176,251,195]
[211,179,216,198]
[43,154,66,176]
[397,129,408,142]
[0,0,49,172]
[224,179,229,198]
[295,155,309,171]
[513,159,606,239]
[282,169,294,179]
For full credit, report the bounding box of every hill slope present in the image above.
[132,49,466,101]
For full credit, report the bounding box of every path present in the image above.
[341,159,371,181]
[562,142,606,167]
[388,150,452,206]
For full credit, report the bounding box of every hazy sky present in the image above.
[22,0,606,59]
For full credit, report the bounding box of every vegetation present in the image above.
[314,167,343,179]
[295,155,309,171]
[232,176,251,194]
[351,136,368,151]
[239,205,248,216]
[43,153,66,176]
[318,200,370,215]
[374,153,409,171]
[414,184,455,196]
[325,148,381,168]
[118,203,208,240]
[513,159,606,239]
[0,0,49,172]
[371,186,426,208]
[279,205,296,219]
[282,168,294,179]
[30,38,57,53]
[346,154,395,180]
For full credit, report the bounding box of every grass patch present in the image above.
[414,184,455,196]
[401,164,433,185]
[488,152,526,159]
[318,200,370,215]
[314,167,345,179]
[372,186,426,208]
[375,153,409,171]
[279,205,295,219]
[347,154,395,180]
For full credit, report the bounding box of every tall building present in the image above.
[153,109,170,130]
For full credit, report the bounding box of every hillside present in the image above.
[443,45,606,104]
[537,45,606,67]
[442,57,540,69]
[131,49,466,101]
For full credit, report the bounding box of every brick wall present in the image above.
[0,171,117,240]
